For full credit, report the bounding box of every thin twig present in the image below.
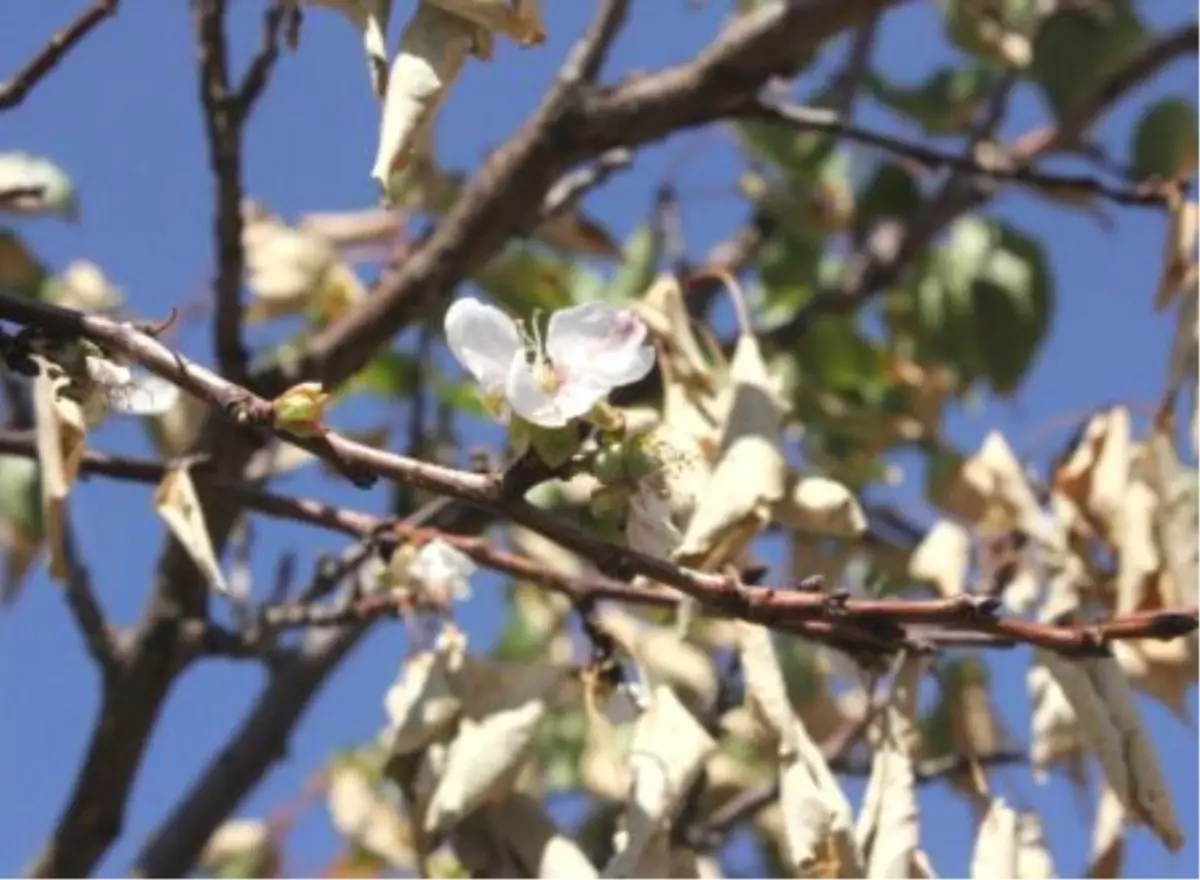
[0,0,119,111]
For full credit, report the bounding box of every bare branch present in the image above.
[194,0,287,383]
[0,0,119,111]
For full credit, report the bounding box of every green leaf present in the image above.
[433,376,491,420]
[527,421,582,469]
[856,162,922,229]
[973,224,1053,394]
[870,64,999,135]
[795,316,885,397]
[347,350,417,398]
[472,245,573,314]
[737,124,838,189]
[0,455,42,538]
[1131,98,1199,181]
[939,0,1039,61]
[603,223,660,304]
[1032,0,1145,122]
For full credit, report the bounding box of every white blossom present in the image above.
[444,298,655,427]
[84,357,179,417]
[408,539,476,602]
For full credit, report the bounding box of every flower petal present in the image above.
[444,298,523,393]
[505,356,566,427]
[545,303,655,387]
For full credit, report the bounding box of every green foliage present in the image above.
[870,65,1000,135]
[1031,0,1146,121]
[1130,98,1199,181]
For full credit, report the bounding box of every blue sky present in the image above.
[1,1,1196,877]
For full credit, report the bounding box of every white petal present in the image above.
[505,356,567,427]
[549,375,612,424]
[106,375,181,416]
[85,356,133,386]
[409,539,476,598]
[444,298,523,393]
[545,303,655,388]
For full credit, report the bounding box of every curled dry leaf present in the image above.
[47,260,123,313]
[372,3,488,195]
[294,0,395,97]
[1054,406,1131,543]
[32,357,86,583]
[198,818,278,877]
[1155,198,1198,311]
[775,475,868,538]
[856,655,924,880]
[423,661,564,834]
[970,798,1018,880]
[908,519,971,598]
[1145,422,1199,609]
[327,765,415,870]
[625,484,684,559]
[1087,784,1126,879]
[600,608,719,713]
[154,465,231,595]
[935,432,1058,551]
[453,793,598,879]
[1027,662,1085,783]
[0,152,77,218]
[384,627,468,754]
[737,618,859,876]
[424,0,546,46]
[673,314,787,569]
[603,685,716,878]
[1035,648,1182,851]
[1015,811,1056,880]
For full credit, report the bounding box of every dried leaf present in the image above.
[1015,811,1057,879]
[423,662,563,833]
[603,685,716,878]
[153,465,230,595]
[327,766,415,870]
[1054,407,1131,542]
[1035,649,1182,850]
[856,656,924,879]
[461,793,598,878]
[198,818,278,877]
[908,520,971,598]
[971,798,1018,879]
[1086,784,1125,878]
[372,3,486,195]
[424,0,546,45]
[1145,422,1199,609]
[1155,198,1198,311]
[674,326,787,568]
[47,260,123,313]
[0,153,77,217]
[737,621,799,755]
[1027,662,1085,782]
[775,475,868,538]
[32,358,86,583]
[384,628,467,754]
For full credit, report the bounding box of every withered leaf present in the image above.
[154,465,230,595]
[32,357,86,584]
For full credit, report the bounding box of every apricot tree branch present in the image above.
[0,0,119,111]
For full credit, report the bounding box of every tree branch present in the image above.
[194,0,286,384]
[0,0,119,111]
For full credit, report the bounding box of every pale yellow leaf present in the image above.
[372,3,484,194]
[736,620,799,755]
[1036,649,1182,850]
[153,465,230,594]
[199,819,276,875]
[32,358,86,583]
[1145,423,1199,609]
[1027,662,1085,782]
[674,329,787,568]
[1015,811,1056,879]
[971,798,1018,879]
[1155,199,1198,311]
[775,475,867,538]
[1086,784,1126,878]
[1114,477,1160,615]
[856,656,923,879]
[47,260,123,313]
[424,0,546,45]
[626,484,684,559]
[384,628,467,754]
[908,520,971,598]
[327,766,415,869]
[603,685,716,878]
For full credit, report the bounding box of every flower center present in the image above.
[532,358,562,394]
